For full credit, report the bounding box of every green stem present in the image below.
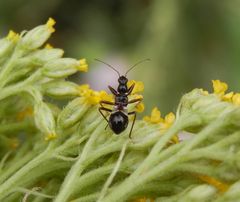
[54,125,104,202]
[0,147,52,200]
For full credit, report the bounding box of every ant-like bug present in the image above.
[96,58,150,138]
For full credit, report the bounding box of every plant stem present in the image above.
[0,147,52,200]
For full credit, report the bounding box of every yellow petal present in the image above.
[6,30,19,42]
[212,80,228,95]
[144,107,163,124]
[222,92,234,102]
[46,17,56,33]
[44,43,53,49]
[232,93,240,106]
[135,102,145,113]
[127,80,144,94]
[164,112,175,125]
[77,58,88,72]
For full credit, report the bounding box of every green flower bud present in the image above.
[42,58,80,78]
[0,38,14,59]
[34,102,56,140]
[28,48,64,65]
[18,18,56,51]
[58,97,89,129]
[179,89,234,132]
[42,80,79,98]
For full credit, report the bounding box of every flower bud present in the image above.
[42,81,79,98]
[34,102,56,139]
[0,37,14,58]
[19,18,56,50]
[179,89,234,131]
[42,58,81,78]
[58,97,89,128]
[28,48,64,65]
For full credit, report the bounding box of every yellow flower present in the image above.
[45,132,57,141]
[135,102,145,113]
[164,112,175,125]
[222,92,234,102]
[46,17,56,33]
[144,108,178,143]
[143,107,163,124]
[196,174,229,193]
[232,93,240,106]
[127,80,144,94]
[44,43,53,49]
[212,80,228,96]
[77,58,88,72]
[6,30,19,43]
[78,84,113,105]
[161,112,178,143]
[78,84,91,96]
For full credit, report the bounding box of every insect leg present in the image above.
[127,83,135,95]
[108,86,118,96]
[99,107,112,124]
[128,97,143,104]
[100,100,115,107]
[128,111,136,139]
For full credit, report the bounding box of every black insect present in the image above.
[96,58,149,138]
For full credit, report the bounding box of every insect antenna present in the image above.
[95,58,120,77]
[125,58,150,76]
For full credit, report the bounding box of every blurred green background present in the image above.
[1,0,240,114]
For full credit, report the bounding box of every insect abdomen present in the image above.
[109,111,128,134]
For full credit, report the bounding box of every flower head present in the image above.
[6,30,19,43]
[212,80,228,96]
[232,93,240,106]
[144,107,178,143]
[78,84,113,105]
[46,18,56,33]
[77,58,88,72]
[143,107,163,124]
[44,43,53,49]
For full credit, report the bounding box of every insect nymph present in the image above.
[96,59,149,138]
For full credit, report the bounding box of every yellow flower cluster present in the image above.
[127,80,145,113]
[144,107,178,143]
[78,84,113,105]
[212,80,240,106]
